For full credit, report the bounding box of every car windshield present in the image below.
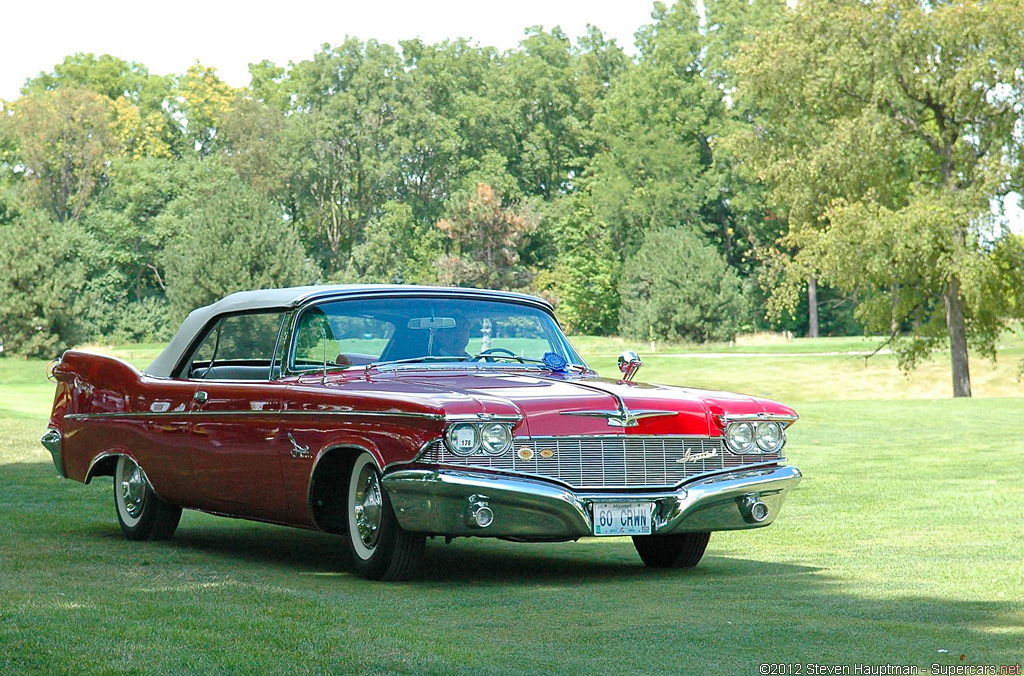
[290,296,586,372]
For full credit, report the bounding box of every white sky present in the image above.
[0,0,655,101]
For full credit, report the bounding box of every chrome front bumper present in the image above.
[382,464,801,540]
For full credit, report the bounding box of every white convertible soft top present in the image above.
[144,284,552,377]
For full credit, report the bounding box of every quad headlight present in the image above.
[481,423,512,454]
[445,422,514,456]
[755,421,784,453]
[725,421,755,454]
[724,420,786,455]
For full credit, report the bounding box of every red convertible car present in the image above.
[43,285,801,580]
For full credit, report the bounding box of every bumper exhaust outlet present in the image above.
[466,495,494,528]
[742,493,770,523]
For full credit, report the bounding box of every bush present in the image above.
[104,297,175,344]
[0,211,97,357]
[619,227,748,343]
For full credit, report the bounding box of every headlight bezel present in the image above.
[445,422,481,456]
[724,421,755,454]
[480,422,512,455]
[444,421,514,456]
[723,417,790,455]
[755,421,784,453]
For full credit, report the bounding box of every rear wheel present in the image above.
[346,453,425,581]
[114,455,181,541]
[632,532,711,568]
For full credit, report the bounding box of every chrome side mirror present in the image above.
[617,350,643,382]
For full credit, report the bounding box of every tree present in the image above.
[23,53,178,159]
[84,156,220,304]
[735,0,1024,396]
[619,227,748,343]
[218,96,289,197]
[435,182,536,289]
[536,192,620,334]
[2,87,117,222]
[587,1,728,260]
[162,177,319,321]
[338,201,439,284]
[283,39,407,272]
[173,63,239,157]
[500,27,588,200]
[23,53,165,109]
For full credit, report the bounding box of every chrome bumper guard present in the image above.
[40,428,64,477]
[382,464,802,540]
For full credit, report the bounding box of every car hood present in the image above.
[290,369,796,437]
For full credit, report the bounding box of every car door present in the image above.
[131,378,199,507]
[184,311,292,518]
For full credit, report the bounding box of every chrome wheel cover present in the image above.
[120,458,147,518]
[352,464,382,549]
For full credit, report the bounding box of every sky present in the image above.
[0,0,656,101]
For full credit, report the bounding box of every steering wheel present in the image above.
[472,348,523,363]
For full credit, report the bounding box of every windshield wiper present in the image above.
[469,354,589,373]
[367,354,588,374]
[367,355,471,370]
[471,354,543,365]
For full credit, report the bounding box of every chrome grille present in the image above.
[418,436,781,490]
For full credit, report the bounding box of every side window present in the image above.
[185,312,286,380]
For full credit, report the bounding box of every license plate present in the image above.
[592,502,653,536]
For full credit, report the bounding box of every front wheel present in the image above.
[632,532,711,568]
[346,453,425,581]
[114,455,181,541]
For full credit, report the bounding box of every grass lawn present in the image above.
[1,336,1022,674]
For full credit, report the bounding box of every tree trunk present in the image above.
[807,276,820,339]
[944,275,971,397]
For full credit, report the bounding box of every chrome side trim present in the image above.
[64,409,445,421]
[85,451,125,484]
[40,428,64,477]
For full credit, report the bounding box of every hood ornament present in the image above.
[618,351,642,382]
[551,360,677,427]
[561,407,678,428]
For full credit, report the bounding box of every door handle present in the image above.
[194,391,209,404]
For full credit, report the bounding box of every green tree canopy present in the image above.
[2,87,117,223]
[162,176,319,321]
